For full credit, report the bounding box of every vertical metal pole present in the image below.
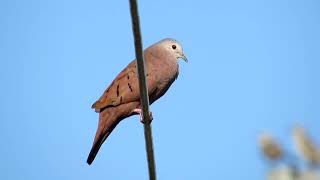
[129,0,157,180]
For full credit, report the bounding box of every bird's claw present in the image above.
[140,112,153,124]
[132,108,153,124]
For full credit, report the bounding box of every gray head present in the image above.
[155,38,188,62]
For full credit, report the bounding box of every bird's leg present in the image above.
[132,108,142,114]
[132,108,153,124]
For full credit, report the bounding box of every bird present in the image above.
[87,38,187,165]
[259,132,283,162]
[292,125,320,167]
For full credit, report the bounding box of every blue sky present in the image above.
[1,0,320,179]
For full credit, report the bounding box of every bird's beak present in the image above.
[180,53,188,63]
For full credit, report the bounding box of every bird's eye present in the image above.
[172,45,176,50]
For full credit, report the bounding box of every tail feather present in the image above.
[87,110,120,165]
[87,131,111,165]
[87,101,140,165]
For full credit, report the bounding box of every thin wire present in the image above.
[129,0,157,180]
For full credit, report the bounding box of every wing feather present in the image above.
[92,60,157,112]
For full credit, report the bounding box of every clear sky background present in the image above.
[1,0,320,179]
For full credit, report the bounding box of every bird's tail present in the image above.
[87,109,120,165]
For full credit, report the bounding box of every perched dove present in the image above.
[292,125,320,166]
[87,38,187,165]
[259,133,283,161]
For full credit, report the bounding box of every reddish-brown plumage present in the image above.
[87,38,186,165]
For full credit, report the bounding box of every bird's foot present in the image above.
[143,112,153,124]
[132,108,153,124]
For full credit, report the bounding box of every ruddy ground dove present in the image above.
[87,38,187,165]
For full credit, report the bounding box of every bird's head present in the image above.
[157,38,188,63]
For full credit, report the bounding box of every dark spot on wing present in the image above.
[127,74,130,79]
[128,83,133,92]
[116,84,119,97]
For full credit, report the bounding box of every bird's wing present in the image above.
[92,60,157,112]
